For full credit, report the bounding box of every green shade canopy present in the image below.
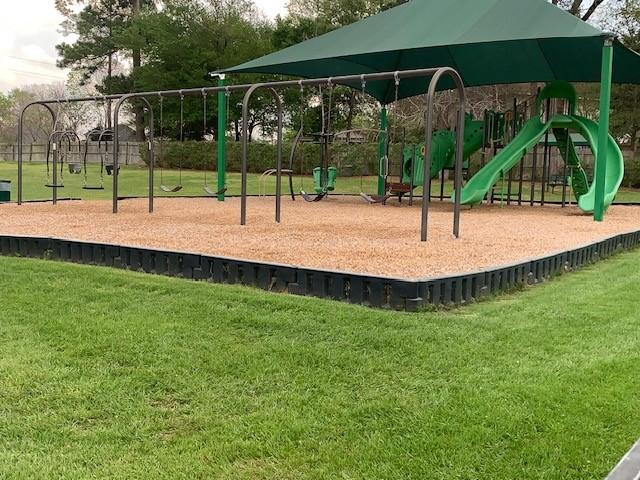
[224,0,640,103]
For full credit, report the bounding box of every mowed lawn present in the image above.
[3,160,640,204]
[0,161,380,201]
[1,253,640,479]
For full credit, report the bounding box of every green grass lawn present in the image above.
[1,253,640,479]
[4,160,640,204]
[0,161,380,201]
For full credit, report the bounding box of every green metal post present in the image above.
[594,36,614,221]
[377,106,388,195]
[217,75,227,201]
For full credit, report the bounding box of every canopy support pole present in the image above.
[594,36,614,222]
[217,74,227,201]
[377,106,388,195]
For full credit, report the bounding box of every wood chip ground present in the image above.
[1,197,639,279]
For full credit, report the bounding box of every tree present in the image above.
[610,0,640,152]
[274,1,410,135]
[0,94,14,142]
[553,0,612,21]
[128,0,274,141]
[56,0,158,140]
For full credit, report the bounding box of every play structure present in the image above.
[459,81,624,213]
[393,114,485,204]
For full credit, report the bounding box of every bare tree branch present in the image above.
[582,0,607,20]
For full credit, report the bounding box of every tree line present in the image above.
[0,0,639,152]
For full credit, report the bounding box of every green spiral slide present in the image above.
[459,82,624,213]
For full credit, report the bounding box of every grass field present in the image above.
[3,160,640,203]
[1,253,639,479]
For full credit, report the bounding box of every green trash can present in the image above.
[0,180,11,203]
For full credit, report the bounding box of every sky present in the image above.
[0,0,288,94]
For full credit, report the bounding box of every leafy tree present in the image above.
[0,93,14,142]
[56,0,158,140]
[130,0,274,141]
[610,0,640,152]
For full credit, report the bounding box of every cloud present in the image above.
[0,0,69,93]
[253,0,288,19]
[0,0,288,93]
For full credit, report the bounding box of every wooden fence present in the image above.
[0,142,145,165]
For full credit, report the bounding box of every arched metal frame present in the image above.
[17,102,57,204]
[112,95,155,213]
[240,85,284,226]
[44,130,80,195]
[421,67,466,242]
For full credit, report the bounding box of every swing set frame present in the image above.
[16,67,465,242]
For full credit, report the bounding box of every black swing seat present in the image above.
[359,192,391,204]
[160,185,183,193]
[68,163,82,174]
[82,185,105,191]
[105,165,120,176]
[45,183,64,188]
[300,190,327,202]
[204,185,227,196]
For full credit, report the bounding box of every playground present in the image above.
[3,0,640,477]
[2,197,640,278]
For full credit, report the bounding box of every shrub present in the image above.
[622,155,640,188]
[140,140,403,176]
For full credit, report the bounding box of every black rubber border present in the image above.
[1,231,639,311]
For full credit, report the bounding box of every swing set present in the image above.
[156,90,227,195]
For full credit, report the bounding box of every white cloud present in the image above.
[0,0,289,93]
[0,0,69,93]
[254,0,288,19]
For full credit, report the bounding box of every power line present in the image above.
[7,55,58,67]
[7,68,67,81]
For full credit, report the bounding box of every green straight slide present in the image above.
[459,114,624,213]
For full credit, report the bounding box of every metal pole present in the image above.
[541,98,551,206]
[241,84,283,225]
[17,109,24,205]
[378,106,388,196]
[561,128,570,207]
[17,103,55,205]
[148,110,155,213]
[217,75,227,201]
[594,36,614,221]
[113,118,119,213]
[112,95,155,213]
[271,88,283,223]
[240,85,257,225]
[409,146,415,206]
[52,133,59,205]
[452,93,466,238]
[421,67,465,242]
[24,68,452,109]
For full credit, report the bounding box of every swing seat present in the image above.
[105,165,120,176]
[160,185,183,193]
[45,184,64,188]
[68,163,82,174]
[360,192,391,204]
[82,185,105,191]
[300,190,327,202]
[204,185,227,196]
[388,182,412,194]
